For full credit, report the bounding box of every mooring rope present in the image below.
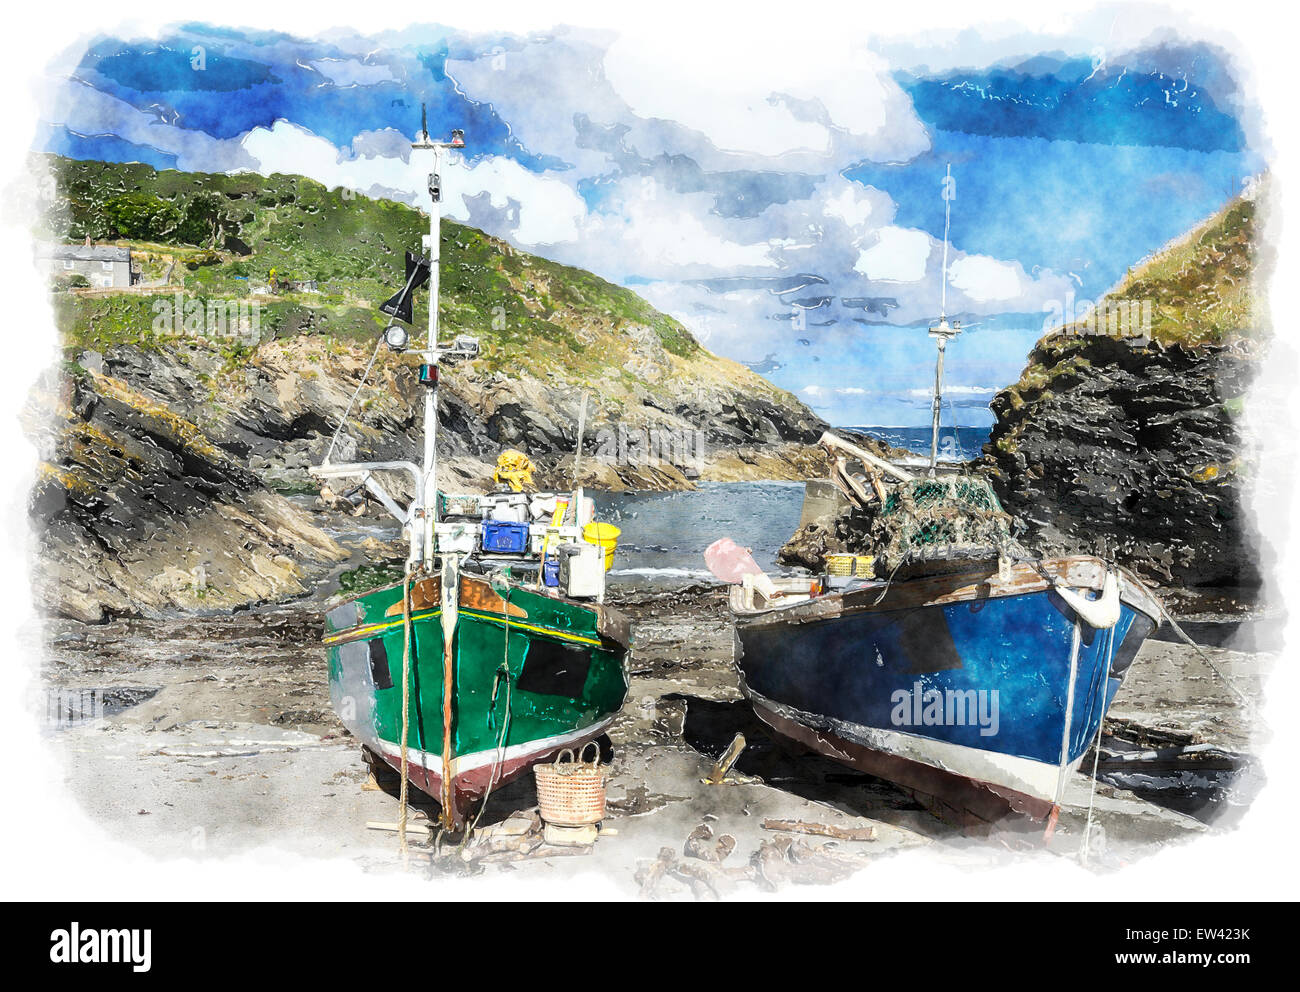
[1079,623,1116,865]
[1125,571,1258,715]
[467,575,515,837]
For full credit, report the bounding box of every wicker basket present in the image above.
[533,742,606,826]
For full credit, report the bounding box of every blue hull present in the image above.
[734,559,1161,820]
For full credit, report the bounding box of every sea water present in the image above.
[850,425,989,463]
[593,481,806,589]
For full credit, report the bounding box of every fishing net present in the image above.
[868,475,1016,573]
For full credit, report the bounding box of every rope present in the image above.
[467,574,515,836]
[1079,623,1115,865]
[1080,720,1105,864]
[1125,572,1257,715]
[397,567,413,861]
[323,331,386,465]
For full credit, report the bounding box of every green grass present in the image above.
[38,154,701,381]
[1001,189,1264,407]
[1055,193,1261,349]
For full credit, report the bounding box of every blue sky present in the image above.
[37,21,1264,428]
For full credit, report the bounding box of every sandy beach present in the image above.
[32,572,1272,896]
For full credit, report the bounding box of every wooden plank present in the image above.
[761,818,877,842]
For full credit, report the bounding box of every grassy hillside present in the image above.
[34,155,826,496]
[997,188,1263,416]
[38,154,701,375]
[1073,190,1261,348]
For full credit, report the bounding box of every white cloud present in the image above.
[238,121,588,247]
[601,34,928,165]
[854,226,933,282]
[574,183,776,276]
[822,184,878,230]
[455,156,587,246]
[948,255,1026,302]
[908,385,995,397]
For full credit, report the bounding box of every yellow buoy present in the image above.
[582,522,620,572]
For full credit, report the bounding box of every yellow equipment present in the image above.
[582,522,620,572]
[493,449,535,492]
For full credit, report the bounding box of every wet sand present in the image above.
[32,578,1273,896]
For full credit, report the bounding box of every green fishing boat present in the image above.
[311,121,631,829]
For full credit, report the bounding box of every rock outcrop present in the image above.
[26,366,347,623]
[985,335,1261,588]
[985,191,1267,589]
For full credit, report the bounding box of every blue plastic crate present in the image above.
[481,519,530,554]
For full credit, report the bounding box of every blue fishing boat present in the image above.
[728,553,1162,827]
[719,165,1165,829]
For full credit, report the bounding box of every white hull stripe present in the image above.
[373,718,614,779]
[746,686,1078,804]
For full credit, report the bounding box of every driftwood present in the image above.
[705,733,747,784]
[820,430,914,483]
[761,818,877,842]
[683,823,737,863]
[668,860,757,900]
[751,834,872,890]
[635,847,677,899]
[640,824,877,899]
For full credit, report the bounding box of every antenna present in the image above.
[940,163,952,320]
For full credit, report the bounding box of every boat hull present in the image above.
[732,556,1160,828]
[324,570,629,826]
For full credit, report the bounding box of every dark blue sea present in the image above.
[848,425,989,463]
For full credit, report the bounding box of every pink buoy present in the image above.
[704,537,763,584]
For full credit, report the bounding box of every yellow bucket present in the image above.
[582,522,621,572]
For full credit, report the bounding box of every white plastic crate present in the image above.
[434,520,478,554]
[559,542,605,599]
[481,493,529,523]
[533,524,583,556]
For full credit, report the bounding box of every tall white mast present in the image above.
[308,116,472,570]
[928,163,960,476]
[412,115,466,565]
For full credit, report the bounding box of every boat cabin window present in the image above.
[367,638,394,690]
[516,639,591,699]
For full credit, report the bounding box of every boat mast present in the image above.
[308,114,471,569]
[412,113,466,566]
[928,163,961,477]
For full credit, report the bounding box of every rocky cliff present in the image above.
[25,365,347,623]
[984,192,1267,588]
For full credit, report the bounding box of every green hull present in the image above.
[324,568,630,825]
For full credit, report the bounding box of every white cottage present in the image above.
[37,243,135,289]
